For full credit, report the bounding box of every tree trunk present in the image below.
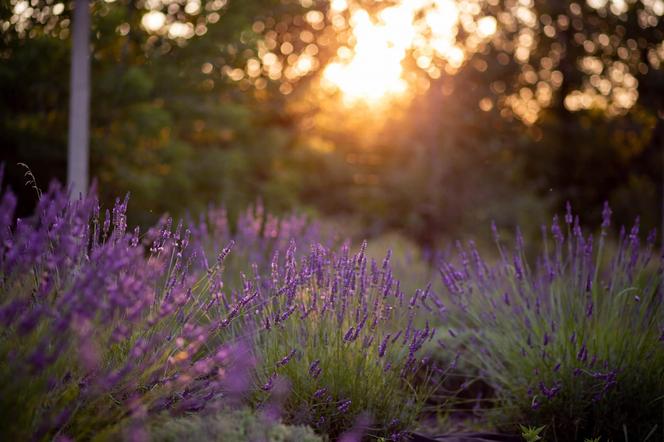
[67,0,91,198]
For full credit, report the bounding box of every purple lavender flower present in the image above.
[308,359,321,378]
[338,399,352,414]
[565,202,573,225]
[261,373,276,391]
[539,381,561,400]
[313,387,328,399]
[601,201,612,230]
[343,326,355,342]
[378,334,391,357]
[276,349,297,368]
[551,215,564,244]
[577,342,588,362]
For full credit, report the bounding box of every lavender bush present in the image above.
[0,172,444,440]
[249,241,442,440]
[187,201,328,291]
[439,204,663,440]
[0,178,256,440]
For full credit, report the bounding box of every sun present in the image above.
[322,8,411,104]
[321,0,471,106]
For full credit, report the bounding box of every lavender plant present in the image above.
[0,171,443,441]
[249,241,442,440]
[439,204,664,440]
[0,177,256,440]
[187,201,327,289]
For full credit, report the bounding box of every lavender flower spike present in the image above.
[276,349,297,367]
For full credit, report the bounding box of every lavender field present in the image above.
[1,169,661,441]
[2,0,663,440]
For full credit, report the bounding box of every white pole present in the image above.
[67,0,91,198]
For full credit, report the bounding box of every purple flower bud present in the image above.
[276,349,297,367]
[565,201,573,225]
[343,327,355,342]
[551,215,564,244]
[601,201,612,230]
[646,229,657,247]
[577,343,587,362]
[313,387,327,399]
[338,399,352,414]
[513,254,524,280]
[539,381,561,400]
[309,359,321,377]
[216,240,235,265]
[382,250,392,271]
[261,373,276,391]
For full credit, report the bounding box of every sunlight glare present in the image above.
[323,8,410,104]
[322,0,463,105]
[330,0,348,12]
[477,16,497,37]
[142,11,166,32]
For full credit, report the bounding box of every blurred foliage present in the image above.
[1,0,314,226]
[0,0,661,244]
[142,408,323,442]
